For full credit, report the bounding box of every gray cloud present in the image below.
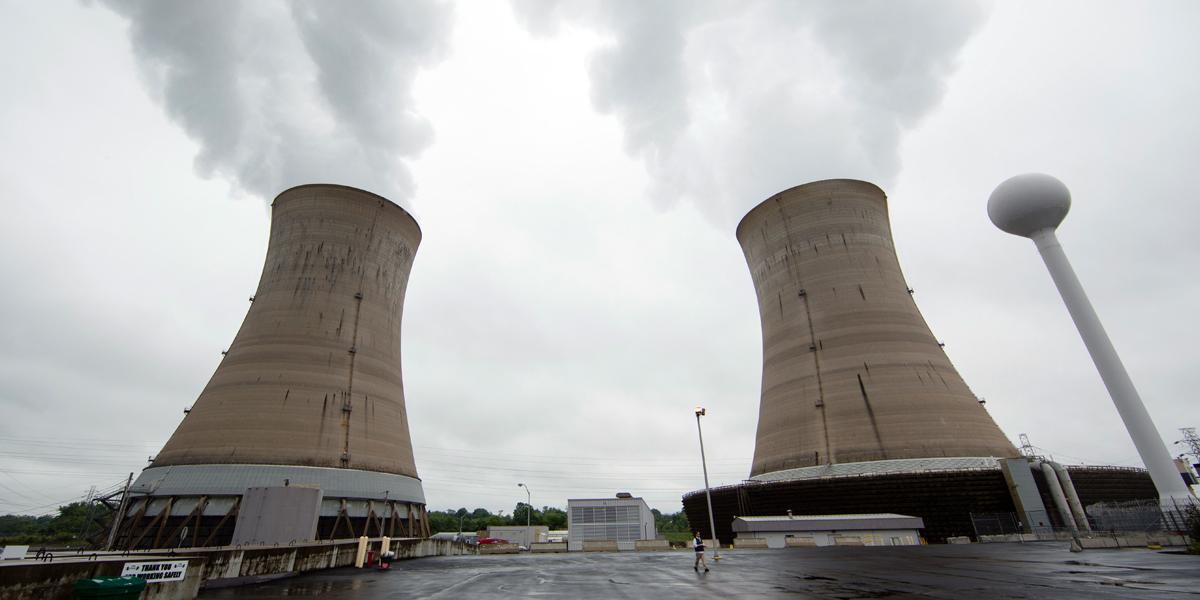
[512,0,989,224]
[4,0,1196,517]
[99,0,453,204]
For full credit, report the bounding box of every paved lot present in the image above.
[204,543,1200,599]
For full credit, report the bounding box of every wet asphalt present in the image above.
[202,543,1200,599]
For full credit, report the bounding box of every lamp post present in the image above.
[694,406,720,560]
[988,173,1195,508]
[518,482,531,543]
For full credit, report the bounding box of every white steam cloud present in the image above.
[98,0,453,205]
[512,0,990,225]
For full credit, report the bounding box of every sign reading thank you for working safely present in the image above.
[120,560,188,582]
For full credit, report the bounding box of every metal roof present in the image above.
[732,513,925,533]
[131,464,425,504]
[750,457,1001,483]
[738,513,913,522]
[567,497,648,503]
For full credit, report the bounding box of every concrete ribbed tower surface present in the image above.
[118,184,428,548]
[152,184,420,476]
[737,179,1017,477]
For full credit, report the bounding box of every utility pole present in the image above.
[518,483,531,545]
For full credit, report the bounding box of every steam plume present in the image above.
[99,0,453,205]
[512,0,989,224]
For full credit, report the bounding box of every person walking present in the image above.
[692,531,710,572]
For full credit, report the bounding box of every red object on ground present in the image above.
[477,538,508,545]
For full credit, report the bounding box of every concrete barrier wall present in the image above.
[634,540,670,552]
[977,533,1071,543]
[732,538,769,549]
[478,544,520,555]
[785,537,817,548]
[531,543,567,553]
[978,532,1190,548]
[0,538,469,599]
[0,555,205,600]
[583,540,618,552]
[185,537,468,587]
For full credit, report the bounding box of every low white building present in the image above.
[485,525,548,548]
[732,513,924,548]
[567,494,656,551]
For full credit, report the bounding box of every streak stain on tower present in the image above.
[113,184,429,548]
[737,179,1017,475]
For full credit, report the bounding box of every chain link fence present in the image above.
[972,499,1197,540]
[1087,499,1194,534]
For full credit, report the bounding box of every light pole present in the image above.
[988,173,1195,508]
[694,406,720,560]
[517,482,531,542]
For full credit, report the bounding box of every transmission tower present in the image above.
[1177,428,1200,462]
[1018,433,1043,460]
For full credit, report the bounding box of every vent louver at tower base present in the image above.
[110,184,429,549]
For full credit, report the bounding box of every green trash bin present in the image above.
[73,576,147,599]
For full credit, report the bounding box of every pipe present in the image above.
[1035,460,1077,533]
[1049,462,1091,532]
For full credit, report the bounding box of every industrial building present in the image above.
[109,184,429,549]
[685,179,1157,543]
[567,495,656,551]
[732,513,924,548]
[485,526,549,548]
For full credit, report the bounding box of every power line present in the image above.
[419,461,743,479]
[4,492,90,515]
[0,472,52,503]
[415,445,749,464]
[0,469,129,477]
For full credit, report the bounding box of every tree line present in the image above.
[427,503,691,535]
[2,501,695,545]
[0,502,97,545]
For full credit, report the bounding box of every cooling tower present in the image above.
[112,184,429,548]
[682,179,1157,544]
[736,179,1018,477]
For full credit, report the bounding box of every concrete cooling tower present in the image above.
[110,184,429,549]
[736,179,1017,476]
[683,180,1157,544]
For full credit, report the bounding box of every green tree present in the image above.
[652,509,690,533]
[542,507,567,530]
[427,504,573,535]
[0,502,98,545]
[512,502,540,526]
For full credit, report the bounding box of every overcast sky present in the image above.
[1,0,1197,516]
